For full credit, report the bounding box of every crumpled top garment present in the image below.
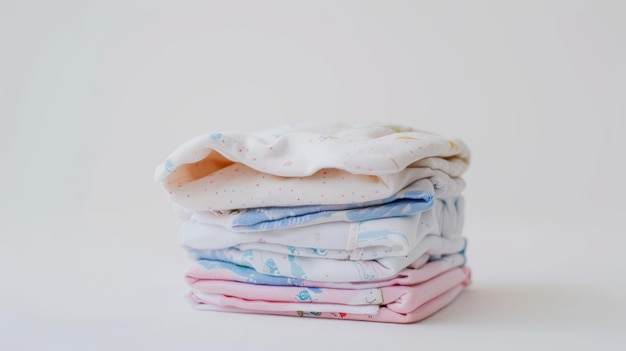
[155,122,469,212]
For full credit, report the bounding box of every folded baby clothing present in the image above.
[180,197,464,260]
[156,122,471,323]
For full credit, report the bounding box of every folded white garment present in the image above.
[155,122,469,212]
[187,235,467,282]
[180,197,464,260]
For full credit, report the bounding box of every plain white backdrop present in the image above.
[1,1,625,350]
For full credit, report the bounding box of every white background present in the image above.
[1,0,625,350]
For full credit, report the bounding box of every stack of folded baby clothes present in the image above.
[155,122,471,323]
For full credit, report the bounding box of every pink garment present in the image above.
[189,267,470,314]
[187,282,469,324]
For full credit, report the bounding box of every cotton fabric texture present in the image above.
[156,122,471,324]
